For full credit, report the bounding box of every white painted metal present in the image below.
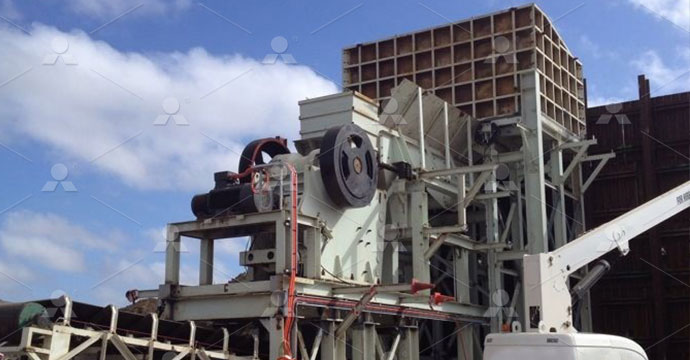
[484,333,648,360]
[523,179,690,334]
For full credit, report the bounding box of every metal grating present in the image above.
[342,3,586,135]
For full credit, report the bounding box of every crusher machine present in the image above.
[0,70,615,359]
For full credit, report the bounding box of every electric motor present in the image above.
[191,124,378,219]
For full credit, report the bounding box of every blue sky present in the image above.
[0,0,688,306]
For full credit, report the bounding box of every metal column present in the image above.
[410,183,430,284]
[199,237,214,285]
[321,320,346,360]
[397,323,420,360]
[165,225,180,285]
[484,155,503,332]
[455,247,475,360]
[550,147,567,248]
[351,315,377,360]
[520,71,548,254]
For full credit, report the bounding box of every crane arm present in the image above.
[523,180,690,333]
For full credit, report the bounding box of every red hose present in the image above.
[281,163,298,359]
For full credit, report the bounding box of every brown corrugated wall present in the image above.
[586,75,690,360]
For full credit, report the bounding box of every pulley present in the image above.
[237,137,290,183]
[319,124,378,208]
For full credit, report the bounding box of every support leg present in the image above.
[397,323,420,360]
[165,225,180,285]
[199,238,214,285]
[351,314,377,360]
[321,320,346,360]
[410,183,430,284]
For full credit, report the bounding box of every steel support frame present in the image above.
[156,71,608,358]
[477,71,598,334]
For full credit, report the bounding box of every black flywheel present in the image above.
[319,124,378,208]
[237,137,290,183]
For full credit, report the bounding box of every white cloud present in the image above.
[0,210,118,273]
[579,35,619,60]
[66,0,191,18]
[88,259,166,305]
[628,0,690,31]
[631,48,690,93]
[0,24,337,191]
[0,261,35,300]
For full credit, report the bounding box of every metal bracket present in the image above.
[581,152,615,192]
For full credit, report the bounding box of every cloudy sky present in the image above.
[0,0,688,305]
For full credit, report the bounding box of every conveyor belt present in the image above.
[0,297,256,359]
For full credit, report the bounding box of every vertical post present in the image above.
[466,115,474,185]
[410,183,430,284]
[351,314,377,360]
[484,157,503,332]
[165,225,180,285]
[550,147,567,248]
[510,166,525,251]
[397,323,420,360]
[457,323,474,360]
[386,182,407,285]
[443,102,451,169]
[275,216,287,274]
[418,87,426,169]
[261,318,285,360]
[199,238,214,285]
[509,165,527,330]
[638,74,666,359]
[303,227,321,279]
[321,320,346,360]
[520,71,548,255]
[458,174,467,229]
[455,249,474,360]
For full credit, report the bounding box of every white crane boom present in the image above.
[523,180,690,333]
